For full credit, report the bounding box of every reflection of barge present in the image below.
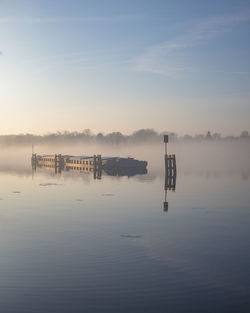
[31,154,147,177]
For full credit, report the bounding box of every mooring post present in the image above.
[97,155,102,179]
[164,135,169,212]
[55,154,57,173]
[164,135,168,155]
[31,153,37,170]
[93,155,97,179]
[169,155,173,177]
[54,154,61,174]
[31,144,36,169]
[172,174,176,191]
[58,154,62,173]
[164,135,168,176]
[163,135,177,211]
[173,155,176,176]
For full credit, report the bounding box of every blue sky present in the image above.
[0,0,249,135]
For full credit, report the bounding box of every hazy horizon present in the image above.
[0,128,249,137]
[0,128,249,149]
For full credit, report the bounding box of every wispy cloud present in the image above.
[26,47,130,75]
[133,11,250,77]
[0,14,139,24]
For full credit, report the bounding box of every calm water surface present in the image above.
[0,146,250,313]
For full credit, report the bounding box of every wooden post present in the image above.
[172,174,176,191]
[31,153,37,170]
[165,154,168,177]
[54,154,62,174]
[97,155,102,179]
[55,154,57,173]
[93,155,97,179]
[58,154,62,173]
[164,135,168,155]
[164,135,169,178]
[163,136,177,212]
[173,154,177,175]
[170,155,172,177]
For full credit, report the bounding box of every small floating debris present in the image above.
[102,193,115,197]
[12,191,21,194]
[39,183,63,187]
[75,199,84,202]
[121,234,143,238]
[192,207,207,210]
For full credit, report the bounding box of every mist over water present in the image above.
[1,141,249,178]
[0,142,250,312]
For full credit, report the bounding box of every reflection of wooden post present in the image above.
[164,177,168,212]
[163,198,168,212]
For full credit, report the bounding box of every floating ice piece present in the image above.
[120,234,143,238]
[39,183,63,187]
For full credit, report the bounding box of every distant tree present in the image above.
[168,132,178,142]
[96,133,104,143]
[105,132,126,145]
[82,129,91,136]
[212,133,221,140]
[130,129,159,143]
[240,130,249,138]
[195,134,205,140]
[183,134,192,141]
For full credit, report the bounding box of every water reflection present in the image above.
[0,148,250,313]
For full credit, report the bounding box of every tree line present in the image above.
[0,129,249,147]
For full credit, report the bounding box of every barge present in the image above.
[31,154,147,177]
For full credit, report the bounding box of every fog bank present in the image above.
[1,129,250,148]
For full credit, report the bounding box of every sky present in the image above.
[0,0,250,136]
